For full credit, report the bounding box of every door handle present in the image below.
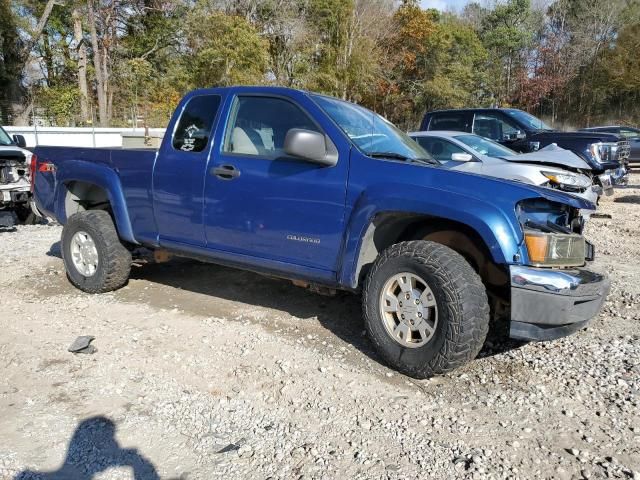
[211,164,241,180]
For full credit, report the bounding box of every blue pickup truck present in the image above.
[33,86,610,378]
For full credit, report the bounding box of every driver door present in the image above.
[202,95,349,272]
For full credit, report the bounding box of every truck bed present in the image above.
[33,145,159,243]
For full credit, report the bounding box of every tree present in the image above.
[480,0,533,105]
[185,7,269,87]
[0,0,22,123]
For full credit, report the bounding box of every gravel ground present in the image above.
[1,176,639,480]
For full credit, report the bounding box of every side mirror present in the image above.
[451,152,473,162]
[284,129,337,166]
[13,134,26,148]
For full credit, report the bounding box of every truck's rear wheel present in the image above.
[61,210,131,293]
[362,241,490,378]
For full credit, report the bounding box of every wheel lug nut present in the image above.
[401,314,405,320]
[399,301,403,307]
[405,293,410,300]
[418,312,422,318]
[415,299,419,304]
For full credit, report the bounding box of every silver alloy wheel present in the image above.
[379,272,438,348]
[70,231,99,277]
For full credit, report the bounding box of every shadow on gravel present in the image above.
[614,195,640,204]
[127,258,517,369]
[13,416,164,480]
[47,241,62,258]
[130,258,381,362]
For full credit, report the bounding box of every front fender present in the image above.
[54,160,137,244]
[339,183,524,288]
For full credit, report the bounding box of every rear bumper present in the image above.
[509,265,610,341]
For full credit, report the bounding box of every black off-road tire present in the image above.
[362,241,490,378]
[61,210,131,293]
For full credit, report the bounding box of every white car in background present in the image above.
[409,131,600,211]
[0,126,37,224]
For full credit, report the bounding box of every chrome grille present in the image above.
[616,140,631,162]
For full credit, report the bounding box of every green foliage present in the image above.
[186,9,269,87]
[3,0,640,128]
[36,84,81,126]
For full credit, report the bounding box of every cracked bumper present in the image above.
[509,265,610,341]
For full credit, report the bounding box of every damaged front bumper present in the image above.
[509,265,610,341]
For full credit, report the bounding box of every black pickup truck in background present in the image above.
[420,108,630,188]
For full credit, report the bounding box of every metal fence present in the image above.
[3,125,166,148]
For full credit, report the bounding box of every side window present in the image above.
[429,113,469,132]
[224,96,320,158]
[172,95,221,153]
[414,137,466,162]
[473,113,518,142]
[620,129,640,139]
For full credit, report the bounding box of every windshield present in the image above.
[504,110,553,131]
[455,134,517,157]
[311,94,435,163]
[0,126,13,146]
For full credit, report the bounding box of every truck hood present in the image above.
[0,148,27,163]
[498,144,591,170]
[531,130,621,142]
[421,162,596,211]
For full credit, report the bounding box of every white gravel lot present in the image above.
[1,176,639,480]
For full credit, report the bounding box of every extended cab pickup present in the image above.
[33,87,610,378]
[421,108,630,190]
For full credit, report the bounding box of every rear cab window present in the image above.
[172,95,221,153]
[428,112,471,132]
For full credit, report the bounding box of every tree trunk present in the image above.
[20,0,56,61]
[73,8,89,125]
[87,0,108,126]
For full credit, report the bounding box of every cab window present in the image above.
[429,112,470,132]
[414,137,467,162]
[172,95,221,153]
[472,113,519,142]
[223,96,320,158]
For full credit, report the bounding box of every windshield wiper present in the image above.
[368,152,437,165]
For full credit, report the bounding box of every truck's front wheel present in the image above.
[362,241,490,378]
[61,210,131,293]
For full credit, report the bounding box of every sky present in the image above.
[420,0,472,11]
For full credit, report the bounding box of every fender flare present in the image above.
[54,160,137,244]
[338,185,524,288]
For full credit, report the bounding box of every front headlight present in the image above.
[541,170,591,191]
[588,142,617,163]
[517,199,587,267]
[524,230,586,267]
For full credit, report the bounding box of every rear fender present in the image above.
[54,160,137,244]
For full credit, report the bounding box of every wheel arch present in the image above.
[348,212,510,292]
[54,160,137,244]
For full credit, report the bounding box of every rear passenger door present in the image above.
[202,94,349,272]
[153,94,221,246]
